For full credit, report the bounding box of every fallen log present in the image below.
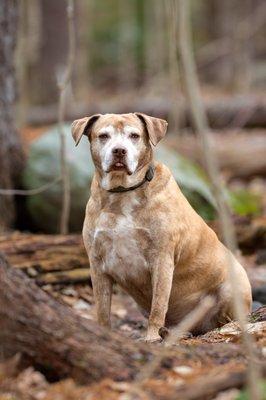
[166,129,266,179]
[174,369,245,400]
[0,253,149,383]
[36,267,90,285]
[1,253,265,398]
[0,232,88,271]
[25,95,266,129]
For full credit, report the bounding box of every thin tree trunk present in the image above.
[206,0,233,86]
[176,1,261,398]
[231,0,253,93]
[0,0,25,231]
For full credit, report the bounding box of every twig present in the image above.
[57,0,75,234]
[176,1,261,399]
[0,176,61,196]
[135,296,215,385]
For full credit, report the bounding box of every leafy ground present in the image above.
[0,232,265,400]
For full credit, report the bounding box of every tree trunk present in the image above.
[26,0,69,106]
[0,0,25,231]
[0,253,149,384]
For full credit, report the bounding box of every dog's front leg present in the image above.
[146,256,174,342]
[91,265,113,328]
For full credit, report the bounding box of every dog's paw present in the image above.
[136,334,162,343]
[143,334,162,343]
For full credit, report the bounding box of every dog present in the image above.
[71,112,252,342]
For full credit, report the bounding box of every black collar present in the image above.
[107,165,155,193]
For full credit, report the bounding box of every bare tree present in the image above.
[0,0,25,231]
[231,0,253,93]
[58,0,75,234]
[176,1,261,399]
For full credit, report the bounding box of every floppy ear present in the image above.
[71,114,101,146]
[134,112,168,146]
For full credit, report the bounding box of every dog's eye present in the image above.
[98,133,110,140]
[130,133,140,140]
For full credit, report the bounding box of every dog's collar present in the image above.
[107,165,155,193]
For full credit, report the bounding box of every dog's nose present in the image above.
[112,147,127,156]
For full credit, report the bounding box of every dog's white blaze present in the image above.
[99,125,139,174]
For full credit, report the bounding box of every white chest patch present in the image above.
[92,197,150,284]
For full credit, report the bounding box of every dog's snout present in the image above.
[112,147,127,156]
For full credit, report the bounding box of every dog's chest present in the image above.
[91,201,151,284]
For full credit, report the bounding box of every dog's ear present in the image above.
[71,114,101,146]
[134,113,168,146]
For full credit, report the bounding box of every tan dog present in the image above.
[72,113,252,342]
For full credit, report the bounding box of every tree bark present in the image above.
[0,253,149,384]
[0,231,90,284]
[0,0,25,231]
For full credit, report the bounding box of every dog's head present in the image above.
[71,113,168,177]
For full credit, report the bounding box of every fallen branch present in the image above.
[174,369,246,400]
[36,268,90,285]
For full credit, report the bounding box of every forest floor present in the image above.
[1,99,265,398]
[0,231,265,400]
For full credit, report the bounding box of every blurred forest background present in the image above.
[0,1,266,399]
[0,0,266,234]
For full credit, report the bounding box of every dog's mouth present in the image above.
[107,160,132,174]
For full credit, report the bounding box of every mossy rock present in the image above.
[24,125,260,233]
